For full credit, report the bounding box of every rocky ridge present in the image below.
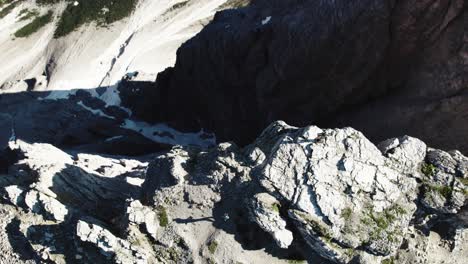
[0,121,466,263]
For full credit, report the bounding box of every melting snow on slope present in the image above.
[43,84,130,113]
[122,119,216,148]
[105,136,124,142]
[76,101,115,120]
[262,16,271,25]
[42,90,77,100]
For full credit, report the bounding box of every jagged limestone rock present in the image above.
[8,140,146,220]
[2,185,24,206]
[0,121,466,264]
[126,199,159,239]
[378,136,427,174]
[24,189,68,222]
[259,124,420,260]
[141,147,190,205]
[249,193,293,248]
[420,148,468,214]
[76,220,148,264]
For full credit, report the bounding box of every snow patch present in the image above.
[262,16,271,25]
[126,177,145,187]
[42,90,77,100]
[121,119,216,148]
[105,136,124,142]
[77,101,115,120]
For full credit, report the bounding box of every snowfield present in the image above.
[0,0,230,91]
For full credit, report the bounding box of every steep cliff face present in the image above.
[139,0,467,152]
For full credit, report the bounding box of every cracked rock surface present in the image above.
[0,121,466,263]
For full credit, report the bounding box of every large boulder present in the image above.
[257,123,424,261]
[76,220,148,264]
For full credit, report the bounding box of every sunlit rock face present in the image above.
[1,121,466,263]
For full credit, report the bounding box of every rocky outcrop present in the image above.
[249,192,293,249]
[0,121,466,263]
[4,139,148,221]
[0,90,170,156]
[76,220,148,264]
[258,124,423,261]
[420,149,468,214]
[131,0,467,153]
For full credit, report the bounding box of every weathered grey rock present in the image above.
[249,193,293,249]
[244,121,298,159]
[378,136,427,174]
[141,147,190,204]
[143,142,252,207]
[259,123,419,260]
[76,220,148,264]
[126,200,159,239]
[395,226,468,264]
[420,149,468,214]
[0,121,466,264]
[7,140,147,221]
[135,121,467,263]
[2,185,24,206]
[24,190,68,222]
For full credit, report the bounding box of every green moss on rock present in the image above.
[157,205,169,227]
[421,163,437,177]
[208,240,218,254]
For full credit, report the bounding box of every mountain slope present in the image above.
[0,0,234,91]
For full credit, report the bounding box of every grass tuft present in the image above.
[341,207,352,221]
[208,240,218,254]
[157,206,169,227]
[54,0,138,38]
[0,0,17,19]
[421,163,437,177]
[271,203,281,213]
[426,184,453,200]
[14,10,53,38]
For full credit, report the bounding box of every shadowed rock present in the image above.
[129,0,467,153]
